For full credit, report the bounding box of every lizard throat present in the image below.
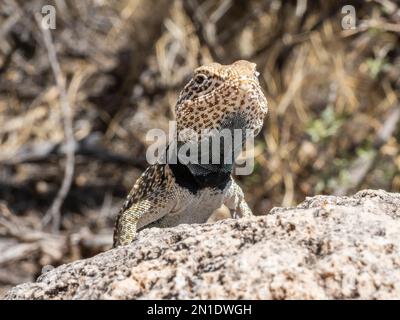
[168,159,231,194]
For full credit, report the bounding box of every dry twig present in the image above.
[34,14,76,232]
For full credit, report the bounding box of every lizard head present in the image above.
[175,60,268,141]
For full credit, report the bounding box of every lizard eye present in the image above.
[194,73,207,85]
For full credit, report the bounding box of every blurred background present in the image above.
[0,0,399,296]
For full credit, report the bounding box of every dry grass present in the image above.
[0,0,399,294]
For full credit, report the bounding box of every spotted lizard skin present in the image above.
[113,60,268,247]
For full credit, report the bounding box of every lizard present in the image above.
[113,60,268,247]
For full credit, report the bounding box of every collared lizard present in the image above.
[113,60,268,247]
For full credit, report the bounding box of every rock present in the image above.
[4,189,400,299]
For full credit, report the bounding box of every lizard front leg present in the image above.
[223,178,253,219]
[113,164,177,247]
[113,199,174,247]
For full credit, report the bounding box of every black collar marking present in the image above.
[169,160,231,194]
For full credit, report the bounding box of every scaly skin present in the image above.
[113,60,268,247]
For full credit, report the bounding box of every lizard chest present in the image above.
[164,187,227,226]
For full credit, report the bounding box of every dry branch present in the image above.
[34,14,76,232]
[0,137,147,169]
